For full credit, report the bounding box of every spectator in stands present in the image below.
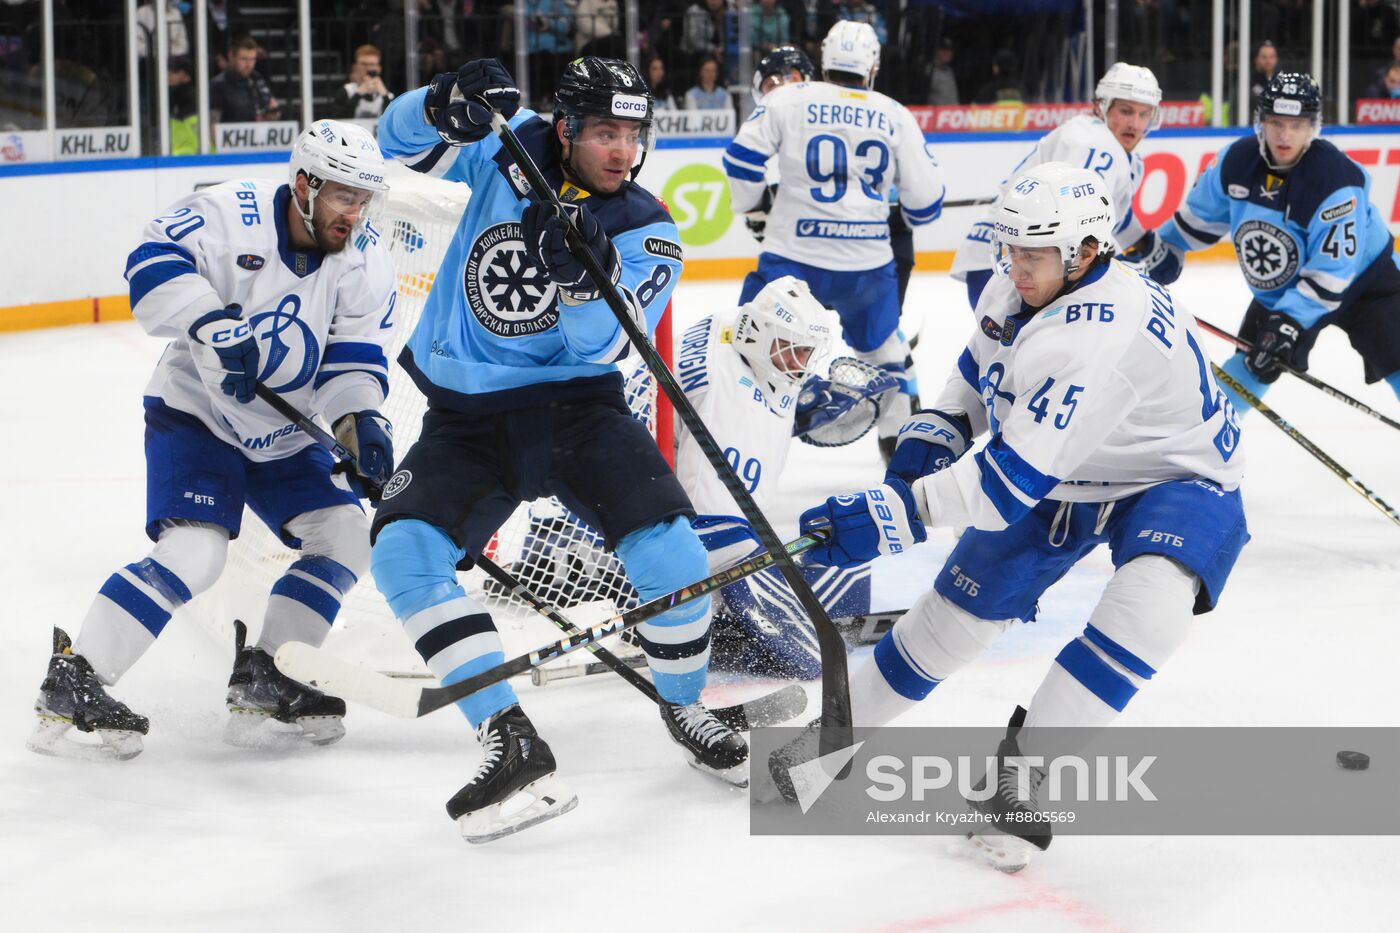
[647,53,679,110]
[751,0,791,54]
[1356,0,1400,55]
[526,0,572,108]
[1382,64,1400,99]
[972,49,1022,104]
[334,43,394,119]
[926,35,958,105]
[1365,34,1400,98]
[574,0,621,56]
[685,53,729,110]
[168,54,198,154]
[209,35,281,123]
[1250,39,1278,108]
[207,0,231,72]
[833,0,885,46]
[135,0,191,60]
[682,0,726,66]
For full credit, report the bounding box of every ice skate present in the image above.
[660,699,750,787]
[224,621,346,749]
[965,706,1052,873]
[27,628,148,761]
[447,705,577,844]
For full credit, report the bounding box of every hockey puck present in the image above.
[1336,750,1370,771]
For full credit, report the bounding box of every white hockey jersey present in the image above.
[125,180,397,462]
[724,81,945,270]
[950,115,1145,281]
[671,310,801,566]
[913,260,1244,533]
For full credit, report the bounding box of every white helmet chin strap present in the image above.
[294,172,320,239]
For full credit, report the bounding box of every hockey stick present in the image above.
[1196,318,1400,432]
[1212,363,1400,529]
[477,556,807,730]
[531,654,647,686]
[251,383,384,500]
[275,531,829,718]
[942,196,996,209]
[488,110,853,761]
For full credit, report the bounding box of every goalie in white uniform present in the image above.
[950,62,1163,310]
[674,276,897,678]
[790,163,1251,871]
[27,120,397,760]
[724,20,945,458]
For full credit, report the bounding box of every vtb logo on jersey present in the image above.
[464,222,558,337]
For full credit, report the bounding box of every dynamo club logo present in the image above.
[249,294,319,393]
[464,222,558,337]
[1233,220,1300,291]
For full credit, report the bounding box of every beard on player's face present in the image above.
[311,200,356,253]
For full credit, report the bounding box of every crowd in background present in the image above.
[4,0,1400,151]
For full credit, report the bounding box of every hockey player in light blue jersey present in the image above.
[28,120,397,762]
[784,163,1250,872]
[1134,72,1400,408]
[371,56,745,843]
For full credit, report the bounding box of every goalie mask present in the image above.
[288,119,389,240]
[732,276,835,397]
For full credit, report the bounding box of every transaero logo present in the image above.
[796,219,889,240]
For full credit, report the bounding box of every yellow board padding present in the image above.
[0,242,1247,332]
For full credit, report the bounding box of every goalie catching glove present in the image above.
[333,410,394,498]
[794,357,900,447]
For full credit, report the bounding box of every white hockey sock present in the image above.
[257,505,369,652]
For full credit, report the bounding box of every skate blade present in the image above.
[223,710,346,749]
[26,714,143,761]
[966,831,1035,873]
[688,757,749,789]
[458,774,579,844]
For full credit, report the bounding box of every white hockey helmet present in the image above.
[1094,62,1163,130]
[821,20,881,87]
[288,119,389,235]
[992,162,1116,277]
[732,276,836,397]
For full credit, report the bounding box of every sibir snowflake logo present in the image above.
[463,222,559,337]
[1233,220,1298,291]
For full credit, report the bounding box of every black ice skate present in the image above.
[28,627,148,761]
[965,706,1053,873]
[447,705,577,844]
[660,699,750,787]
[224,620,346,749]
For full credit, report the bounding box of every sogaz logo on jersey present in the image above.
[1232,219,1300,291]
[463,221,558,337]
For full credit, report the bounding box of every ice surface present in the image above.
[2,265,1397,931]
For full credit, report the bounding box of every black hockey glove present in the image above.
[744,185,777,243]
[1120,230,1184,286]
[333,410,394,499]
[188,304,260,404]
[519,201,620,306]
[1243,311,1303,383]
[424,59,520,146]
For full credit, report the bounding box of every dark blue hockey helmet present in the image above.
[752,46,815,102]
[1255,72,1322,169]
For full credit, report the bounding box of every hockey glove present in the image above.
[744,185,777,243]
[793,367,900,446]
[520,201,620,306]
[189,304,260,404]
[333,410,394,498]
[799,479,926,568]
[885,409,972,485]
[1243,311,1303,383]
[424,58,520,146]
[1119,230,1184,286]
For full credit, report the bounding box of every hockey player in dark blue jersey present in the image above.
[1134,72,1400,408]
[371,57,747,843]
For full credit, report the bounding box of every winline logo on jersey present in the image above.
[749,725,1400,836]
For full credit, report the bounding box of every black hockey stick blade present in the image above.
[942,196,996,208]
[275,531,829,718]
[712,684,808,731]
[486,110,853,764]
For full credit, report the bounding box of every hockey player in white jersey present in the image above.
[28,120,397,760]
[724,20,945,458]
[674,275,893,677]
[951,62,1162,310]
[787,163,1250,871]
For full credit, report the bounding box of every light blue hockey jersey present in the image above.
[377,89,684,414]
[1159,136,1397,330]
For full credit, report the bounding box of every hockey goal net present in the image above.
[184,169,673,674]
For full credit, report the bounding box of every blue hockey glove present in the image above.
[424,58,519,146]
[334,410,394,497]
[799,479,926,568]
[1244,312,1303,383]
[885,409,972,485]
[188,304,260,404]
[520,201,620,306]
[1120,230,1184,285]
